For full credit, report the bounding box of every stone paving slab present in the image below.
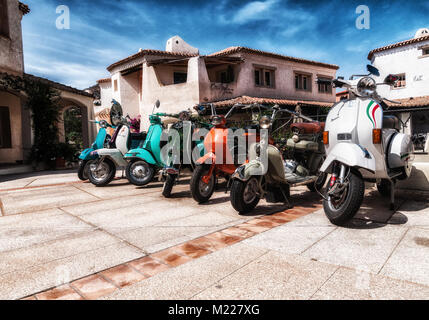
[0,185,98,215]
[302,224,408,274]
[0,208,93,252]
[0,242,142,300]
[102,243,268,300]
[243,216,336,255]
[311,266,429,300]
[193,249,338,300]
[379,227,429,286]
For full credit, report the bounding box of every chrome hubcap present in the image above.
[90,162,109,182]
[131,162,150,181]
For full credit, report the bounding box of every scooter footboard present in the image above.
[320,143,376,173]
[79,148,97,160]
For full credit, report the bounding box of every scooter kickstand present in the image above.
[389,180,395,211]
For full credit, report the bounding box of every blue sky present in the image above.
[22,0,429,89]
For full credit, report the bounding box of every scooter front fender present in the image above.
[124,148,157,165]
[232,160,266,181]
[320,143,376,173]
[79,148,97,160]
[196,152,216,165]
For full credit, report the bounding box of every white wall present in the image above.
[371,39,429,99]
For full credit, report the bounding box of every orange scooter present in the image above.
[190,103,272,203]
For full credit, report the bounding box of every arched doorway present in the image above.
[63,106,83,150]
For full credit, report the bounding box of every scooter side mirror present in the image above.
[110,99,123,127]
[155,100,160,109]
[367,64,380,77]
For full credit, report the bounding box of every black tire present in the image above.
[323,170,365,225]
[230,178,260,214]
[307,172,328,192]
[190,165,215,203]
[162,174,177,198]
[376,179,391,197]
[77,160,91,181]
[88,158,116,187]
[126,160,155,186]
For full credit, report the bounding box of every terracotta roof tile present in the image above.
[208,46,339,70]
[107,50,198,71]
[384,95,429,108]
[201,96,333,108]
[368,35,429,60]
[97,78,111,84]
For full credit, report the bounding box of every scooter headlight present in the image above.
[259,116,271,129]
[357,77,377,97]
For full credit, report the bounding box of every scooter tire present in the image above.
[126,160,154,186]
[190,165,215,203]
[323,170,364,225]
[162,174,177,198]
[88,158,116,187]
[230,178,260,214]
[78,160,90,181]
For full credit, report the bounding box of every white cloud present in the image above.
[231,0,279,24]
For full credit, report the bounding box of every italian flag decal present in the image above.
[366,101,380,128]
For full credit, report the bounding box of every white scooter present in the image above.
[88,100,146,186]
[319,65,413,225]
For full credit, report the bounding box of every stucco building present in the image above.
[368,28,429,190]
[0,0,96,166]
[99,36,338,129]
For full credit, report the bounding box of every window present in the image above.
[173,72,187,84]
[216,66,234,83]
[113,79,118,91]
[411,111,429,152]
[423,48,429,56]
[392,74,406,88]
[295,72,312,91]
[318,77,332,93]
[0,0,9,38]
[0,107,12,149]
[254,66,275,88]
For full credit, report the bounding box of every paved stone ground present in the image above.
[0,169,428,300]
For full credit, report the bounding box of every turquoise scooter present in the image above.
[124,100,179,186]
[77,119,115,180]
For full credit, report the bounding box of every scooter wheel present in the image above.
[88,158,116,187]
[323,170,364,225]
[190,165,215,203]
[230,178,260,214]
[77,160,91,181]
[126,160,154,186]
[162,174,177,198]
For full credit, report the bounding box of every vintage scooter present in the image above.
[77,119,115,181]
[161,110,211,198]
[319,65,413,225]
[190,103,269,203]
[229,105,326,214]
[124,100,180,186]
[87,100,146,186]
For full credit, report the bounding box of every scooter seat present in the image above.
[286,139,319,151]
[290,122,325,134]
[382,116,400,131]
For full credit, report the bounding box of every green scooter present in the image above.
[124,100,177,186]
